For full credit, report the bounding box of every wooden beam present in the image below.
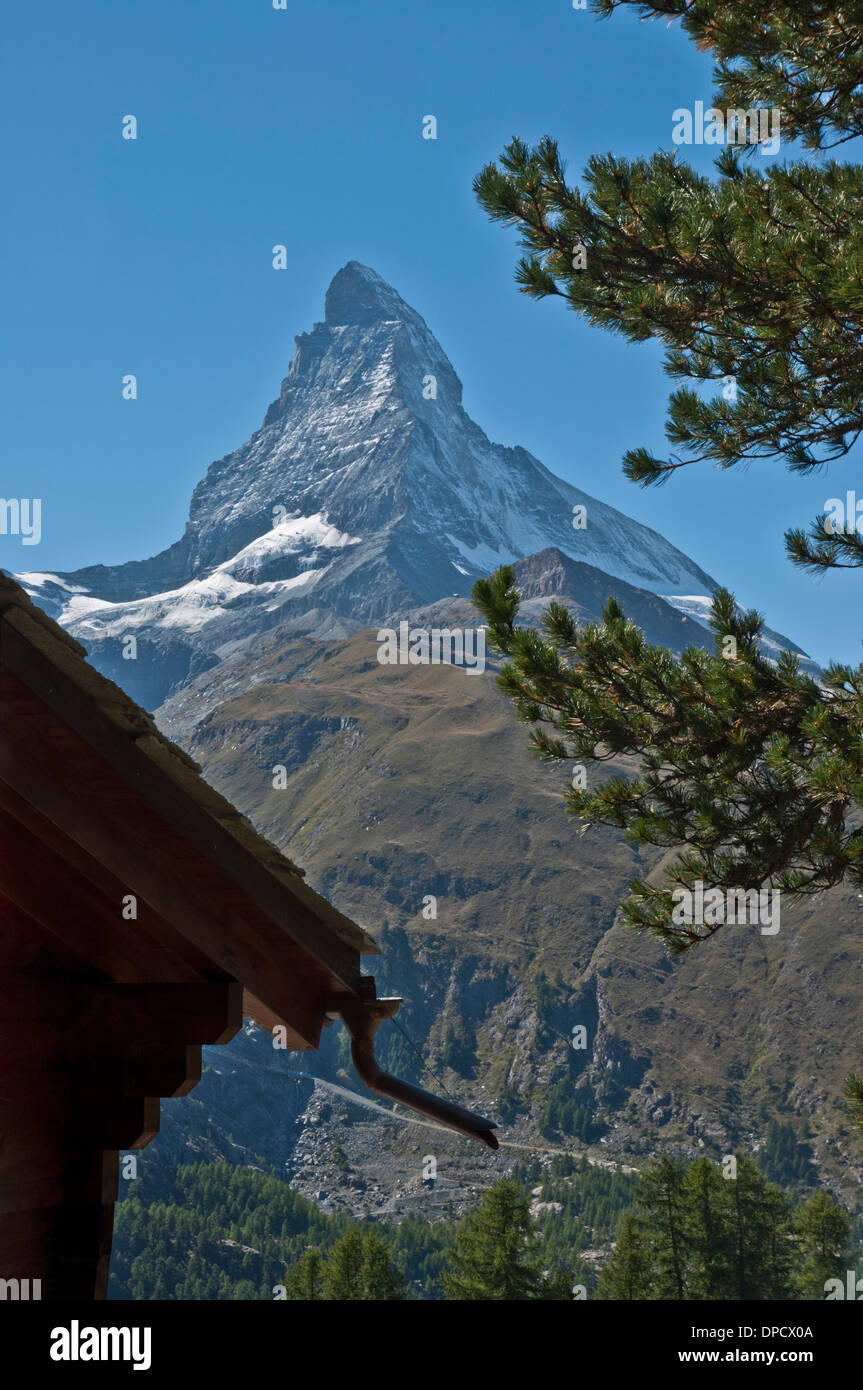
[0,979,242,1038]
[242,989,316,1049]
[0,1044,203,1101]
[0,778,215,982]
[0,895,98,978]
[86,982,245,1045]
[0,1146,118,1300]
[0,809,206,985]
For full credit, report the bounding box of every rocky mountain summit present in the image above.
[16,261,773,711]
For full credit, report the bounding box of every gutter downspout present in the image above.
[328,986,499,1150]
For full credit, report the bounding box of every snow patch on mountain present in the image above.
[661,593,818,674]
[49,513,359,640]
[218,513,361,579]
[17,572,89,594]
[661,596,715,625]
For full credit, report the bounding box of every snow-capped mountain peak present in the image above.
[17,261,805,707]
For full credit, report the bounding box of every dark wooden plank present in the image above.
[83,982,244,1045]
[0,896,98,977]
[0,1094,160,1148]
[0,1044,202,1100]
[241,989,316,1049]
[0,779,215,982]
[0,1146,118,1299]
[0,812,205,985]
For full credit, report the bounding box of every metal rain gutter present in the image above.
[328,984,499,1150]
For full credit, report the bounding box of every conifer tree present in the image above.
[284,1247,324,1301]
[472,5,863,1119]
[321,1230,366,1300]
[537,1269,578,1300]
[683,1157,733,1300]
[636,1155,689,1299]
[312,1229,405,1302]
[443,1180,544,1300]
[358,1229,405,1301]
[722,1154,793,1300]
[597,1211,651,1300]
[793,1190,849,1299]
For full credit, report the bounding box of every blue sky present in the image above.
[2,0,860,665]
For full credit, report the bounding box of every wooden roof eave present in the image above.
[0,589,376,1049]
